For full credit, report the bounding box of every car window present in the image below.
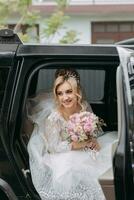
[36,69,105,101]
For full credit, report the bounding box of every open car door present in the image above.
[114,47,134,200]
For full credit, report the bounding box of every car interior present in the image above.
[16,62,119,199]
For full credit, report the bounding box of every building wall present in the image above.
[40,12,134,44]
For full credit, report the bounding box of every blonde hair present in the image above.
[53,70,87,111]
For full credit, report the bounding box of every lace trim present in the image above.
[48,110,67,123]
[39,181,105,200]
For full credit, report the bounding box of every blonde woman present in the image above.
[28,68,113,200]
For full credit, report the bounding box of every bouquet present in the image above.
[66,111,105,143]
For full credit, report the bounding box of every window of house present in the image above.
[93,24,105,33]
[92,22,134,44]
[119,24,131,32]
[106,24,118,32]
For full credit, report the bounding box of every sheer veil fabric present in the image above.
[27,92,113,200]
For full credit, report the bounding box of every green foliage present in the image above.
[0,1,10,24]
[55,0,69,10]
[41,0,80,44]
[17,26,40,43]
[59,30,80,44]
[0,0,40,42]
[42,11,69,38]
[0,0,79,44]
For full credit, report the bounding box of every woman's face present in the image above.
[56,81,78,109]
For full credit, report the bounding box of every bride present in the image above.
[27,68,114,200]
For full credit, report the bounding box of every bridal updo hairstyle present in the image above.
[54,68,86,111]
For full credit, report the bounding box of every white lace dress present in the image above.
[28,108,115,200]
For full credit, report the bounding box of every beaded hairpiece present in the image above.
[55,68,80,84]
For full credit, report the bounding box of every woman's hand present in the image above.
[71,138,100,151]
[86,138,100,151]
[71,141,88,150]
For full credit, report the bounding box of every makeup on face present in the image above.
[56,81,77,109]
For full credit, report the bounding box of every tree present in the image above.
[0,0,40,42]
[41,0,80,44]
[0,0,79,44]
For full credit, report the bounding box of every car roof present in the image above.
[16,44,119,57]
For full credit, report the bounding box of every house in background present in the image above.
[31,0,134,44]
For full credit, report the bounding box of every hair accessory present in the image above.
[55,68,80,84]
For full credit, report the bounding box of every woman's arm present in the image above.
[45,116,72,153]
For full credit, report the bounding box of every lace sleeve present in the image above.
[45,113,72,153]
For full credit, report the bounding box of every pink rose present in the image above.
[71,134,78,142]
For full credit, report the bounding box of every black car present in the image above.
[0,29,133,200]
